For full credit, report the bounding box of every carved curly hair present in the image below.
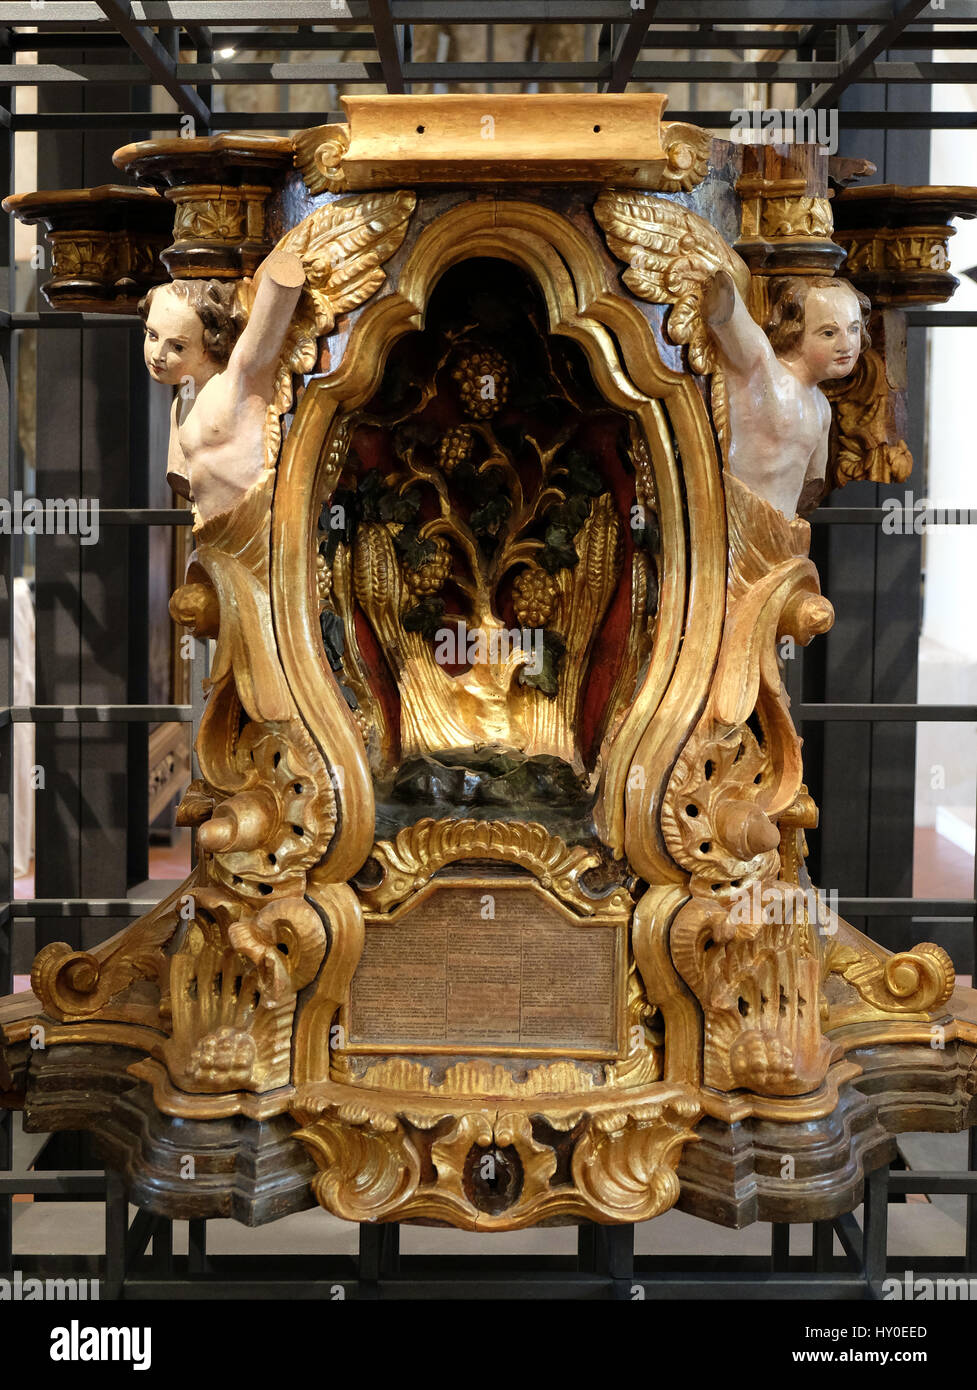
[138,278,247,369]
[765,275,871,356]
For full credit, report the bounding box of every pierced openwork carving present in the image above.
[293,1091,700,1228]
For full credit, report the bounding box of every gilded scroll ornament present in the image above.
[294,1091,700,1228]
[358,817,630,917]
[826,939,955,1017]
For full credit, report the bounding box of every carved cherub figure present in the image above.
[702,271,870,516]
[139,190,417,526]
[140,249,305,524]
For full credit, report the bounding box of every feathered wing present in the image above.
[236,190,417,467]
[594,191,751,376]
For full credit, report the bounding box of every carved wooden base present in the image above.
[676,1075,896,1228]
[845,1031,977,1135]
[22,1044,316,1226]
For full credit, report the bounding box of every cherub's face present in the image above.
[792,286,864,382]
[143,286,212,387]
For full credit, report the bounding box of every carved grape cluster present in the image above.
[452,347,509,419]
[512,565,558,628]
[187,1026,256,1087]
[315,548,332,605]
[405,535,452,596]
[438,425,474,473]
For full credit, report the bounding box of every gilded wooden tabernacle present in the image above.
[2,95,975,1232]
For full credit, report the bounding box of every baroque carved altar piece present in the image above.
[2,96,975,1232]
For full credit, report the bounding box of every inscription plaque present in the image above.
[347,880,624,1056]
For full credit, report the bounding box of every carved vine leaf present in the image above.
[594,192,751,374]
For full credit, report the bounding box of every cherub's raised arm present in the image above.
[229,248,305,392]
[701,267,774,377]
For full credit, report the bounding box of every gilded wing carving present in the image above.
[235,191,417,465]
[594,191,751,375]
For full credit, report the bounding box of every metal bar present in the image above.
[602,3,655,93]
[12,58,977,85]
[9,312,144,326]
[104,1168,127,1300]
[368,0,405,93]
[0,1173,107,1194]
[802,0,931,107]
[94,0,209,125]
[835,898,975,916]
[811,506,977,524]
[812,1221,834,1269]
[9,900,169,916]
[863,1165,889,1295]
[12,112,185,130]
[906,311,977,326]
[833,1211,864,1269]
[391,0,977,15]
[4,2,975,26]
[188,1218,207,1275]
[0,16,11,1280]
[770,1224,790,1271]
[13,108,976,132]
[206,30,376,51]
[968,1127,976,1274]
[125,1206,157,1263]
[152,1217,174,1274]
[888,1172,977,1195]
[795,703,977,721]
[6,704,192,722]
[98,509,193,524]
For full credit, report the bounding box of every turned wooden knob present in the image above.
[197,787,279,855]
[169,581,220,638]
[715,801,780,860]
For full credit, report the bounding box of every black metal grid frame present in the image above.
[0,1,975,1299]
